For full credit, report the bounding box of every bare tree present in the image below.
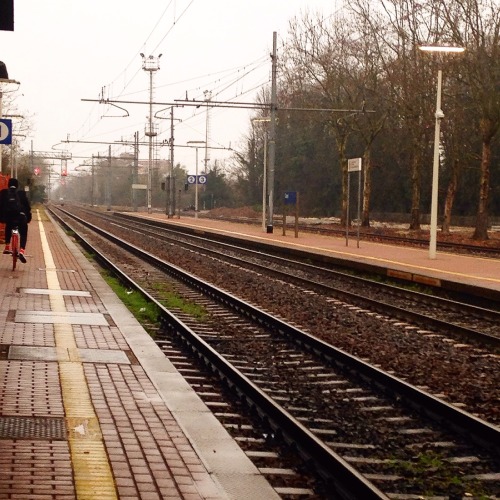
[280,11,380,224]
[440,0,500,239]
[344,8,392,226]
[354,1,427,228]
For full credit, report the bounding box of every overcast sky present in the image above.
[1,0,341,175]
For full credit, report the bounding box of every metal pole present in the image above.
[168,107,175,217]
[267,31,277,233]
[295,191,299,238]
[107,145,111,211]
[133,132,138,211]
[91,155,95,206]
[262,131,267,231]
[195,147,199,218]
[429,69,443,260]
[148,70,153,214]
[187,140,205,217]
[346,172,350,246]
[204,91,211,174]
[357,170,361,248]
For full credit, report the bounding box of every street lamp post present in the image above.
[429,68,444,260]
[419,45,465,259]
[187,141,205,218]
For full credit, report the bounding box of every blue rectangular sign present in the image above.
[284,191,297,205]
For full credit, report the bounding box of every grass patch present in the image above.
[389,451,489,498]
[101,271,161,335]
[150,281,207,320]
[100,271,208,338]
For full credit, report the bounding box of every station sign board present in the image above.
[187,175,207,185]
[0,118,12,144]
[348,157,362,172]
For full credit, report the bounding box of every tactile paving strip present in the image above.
[0,416,67,440]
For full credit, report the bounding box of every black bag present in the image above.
[5,189,21,217]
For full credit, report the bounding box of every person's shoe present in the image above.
[3,245,11,255]
[18,248,26,264]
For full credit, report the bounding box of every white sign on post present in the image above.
[346,158,363,248]
[348,157,362,172]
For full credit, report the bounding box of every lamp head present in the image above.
[419,45,465,53]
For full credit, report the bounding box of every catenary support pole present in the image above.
[267,31,277,234]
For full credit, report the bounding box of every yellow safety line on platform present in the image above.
[38,213,117,499]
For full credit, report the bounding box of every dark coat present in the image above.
[0,187,32,223]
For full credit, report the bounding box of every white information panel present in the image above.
[348,157,362,172]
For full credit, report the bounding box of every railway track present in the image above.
[49,207,500,499]
[60,205,500,348]
[112,210,500,346]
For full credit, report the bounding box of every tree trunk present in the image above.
[409,153,421,230]
[361,149,371,227]
[442,159,460,234]
[473,122,492,240]
[335,128,349,226]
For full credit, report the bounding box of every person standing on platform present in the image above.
[0,178,32,263]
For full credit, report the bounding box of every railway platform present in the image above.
[0,210,280,499]
[138,213,500,299]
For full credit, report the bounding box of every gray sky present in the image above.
[1,0,339,175]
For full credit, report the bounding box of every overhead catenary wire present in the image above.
[78,54,272,157]
[68,1,196,149]
[74,55,269,163]
[67,2,345,173]
[67,1,279,164]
